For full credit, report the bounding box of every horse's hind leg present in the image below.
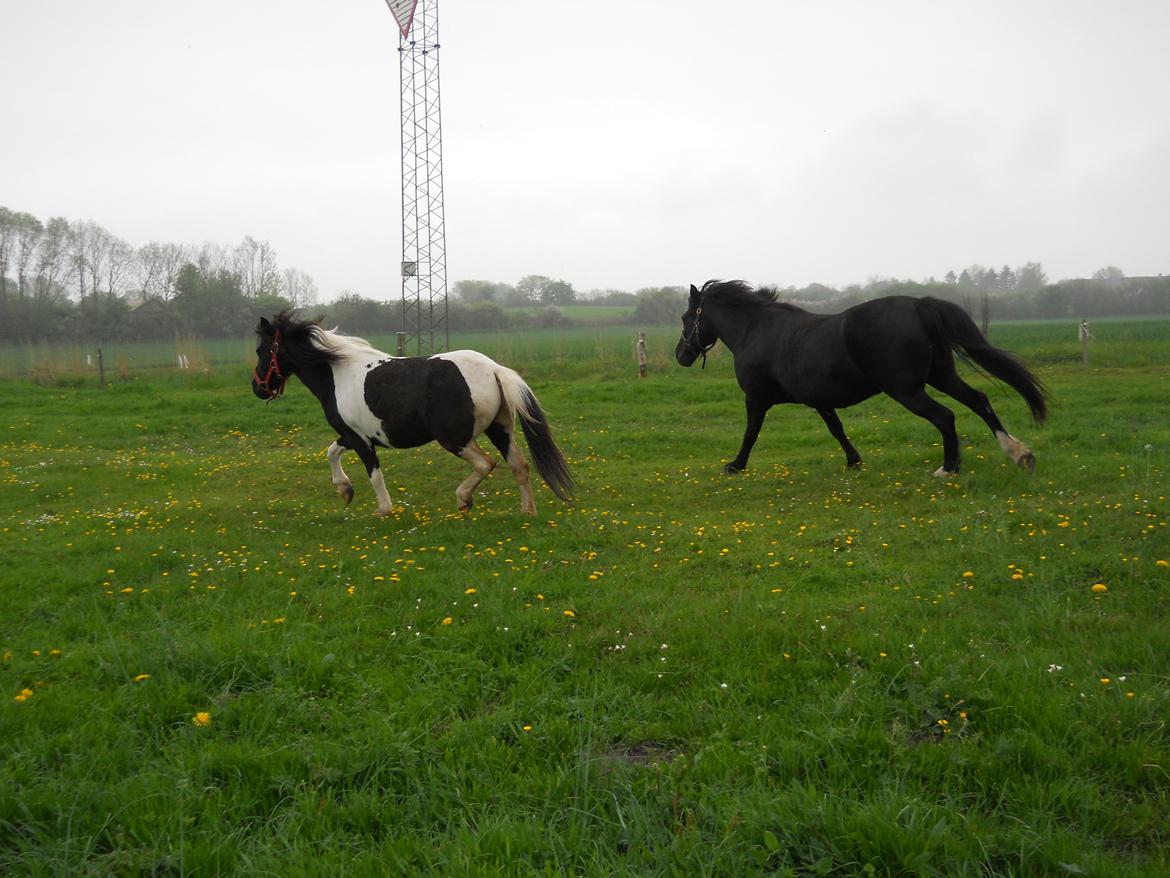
[887,389,960,476]
[451,440,496,512]
[817,409,862,468]
[929,366,1035,473]
[327,438,356,505]
[486,421,536,515]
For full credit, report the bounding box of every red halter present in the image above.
[252,328,285,399]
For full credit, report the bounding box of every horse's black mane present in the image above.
[259,310,343,365]
[700,280,802,312]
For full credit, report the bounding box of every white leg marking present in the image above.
[455,442,495,511]
[327,442,355,505]
[370,467,394,516]
[995,430,1036,473]
[506,441,537,515]
[933,466,958,479]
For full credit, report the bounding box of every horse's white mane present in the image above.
[312,325,387,360]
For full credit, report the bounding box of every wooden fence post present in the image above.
[396,332,407,357]
[97,347,106,388]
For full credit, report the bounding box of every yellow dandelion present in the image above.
[464,587,477,595]
[563,610,576,618]
[1100,677,1110,685]
[1091,583,1108,593]
[962,571,974,578]
[192,711,212,726]
[522,725,532,732]
[1157,560,1169,568]
[441,616,453,626]
[133,674,150,683]
[14,688,34,702]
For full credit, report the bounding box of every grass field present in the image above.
[2,320,1169,875]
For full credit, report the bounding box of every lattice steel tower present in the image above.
[385,0,448,354]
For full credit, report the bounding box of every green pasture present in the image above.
[2,320,1169,875]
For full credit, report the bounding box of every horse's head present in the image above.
[675,283,717,367]
[252,315,288,400]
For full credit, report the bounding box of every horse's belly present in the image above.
[380,421,432,448]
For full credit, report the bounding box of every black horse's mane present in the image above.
[260,310,344,365]
[700,280,803,312]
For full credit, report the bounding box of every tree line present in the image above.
[2,204,1166,343]
[0,206,317,342]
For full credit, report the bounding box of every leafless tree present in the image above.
[137,241,189,301]
[12,211,43,298]
[0,207,17,302]
[102,236,135,300]
[33,218,73,300]
[195,240,231,279]
[235,235,282,298]
[282,267,318,308]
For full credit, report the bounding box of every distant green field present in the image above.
[505,303,634,322]
[1,316,1167,382]
[2,319,1169,874]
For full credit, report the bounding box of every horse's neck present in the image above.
[289,359,336,405]
[708,306,761,352]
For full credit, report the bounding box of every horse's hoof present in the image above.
[373,507,393,518]
[339,484,355,506]
[846,458,863,469]
[458,502,472,513]
[721,463,743,475]
[1017,452,1036,474]
[933,467,959,479]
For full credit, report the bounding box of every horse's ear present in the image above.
[689,284,701,304]
[258,316,273,335]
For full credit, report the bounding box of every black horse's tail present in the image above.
[916,297,1049,424]
[495,368,575,503]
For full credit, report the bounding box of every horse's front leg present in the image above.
[724,398,769,474]
[816,409,862,468]
[348,436,395,516]
[327,438,355,505]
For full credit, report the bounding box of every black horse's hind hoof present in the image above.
[721,462,744,475]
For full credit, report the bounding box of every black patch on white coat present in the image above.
[363,357,476,452]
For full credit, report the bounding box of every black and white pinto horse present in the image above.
[252,312,573,515]
[676,280,1048,477]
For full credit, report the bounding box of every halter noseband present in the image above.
[683,305,717,369]
[253,328,285,400]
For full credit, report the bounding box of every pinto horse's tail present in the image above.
[494,367,575,503]
[916,297,1049,424]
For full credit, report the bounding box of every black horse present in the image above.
[676,280,1048,477]
[252,312,573,516]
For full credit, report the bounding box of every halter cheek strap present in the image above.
[685,306,717,369]
[252,328,285,399]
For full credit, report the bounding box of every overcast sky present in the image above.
[3,1,1168,300]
